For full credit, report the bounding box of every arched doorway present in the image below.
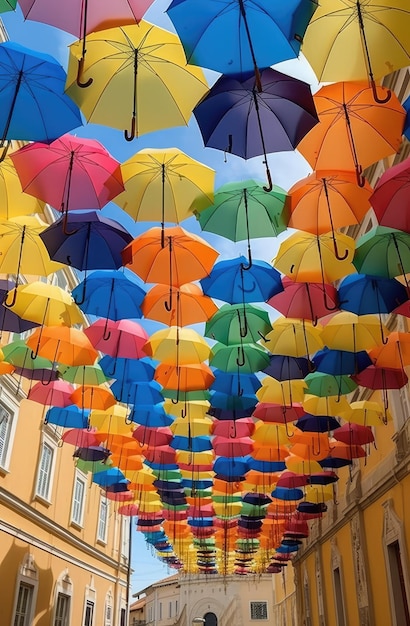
[204,612,217,626]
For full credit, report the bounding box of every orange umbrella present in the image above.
[287,170,372,235]
[368,331,410,368]
[155,362,215,392]
[26,326,98,366]
[142,282,217,327]
[297,82,405,187]
[70,385,116,410]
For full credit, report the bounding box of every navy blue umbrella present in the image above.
[209,390,257,412]
[263,354,310,380]
[338,273,409,315]
[295,414,341,433]
[312,347,372,376]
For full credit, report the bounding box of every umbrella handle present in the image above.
[62,211,80,236]
[355,165,366,188]
[262,165,273,193]
[3,288,17,308]
[371,80,391,104]
[76,58,93,88]
[124,117,136,142]
[236,345,246,367]
[41,367,55,386]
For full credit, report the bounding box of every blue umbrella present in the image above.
[200,256,283,303]
[72,269,145,315]
[312,347,372,376]
[271,487,304,501]
[45,404,90,429]
[213,456,250,477]
[110,379,164,405]
[170,435,213,452]
[209,390,257,412]
[129,404,173,427]
[404,93,410,140]
[0,41,82,152]
[99,355,156,382]
[39,211,133,269]
[92,467,126,487]
[166,0,317,79]
[295,414,340,433]
[210,369,262,396]
[263,354,310,380]
[338,273,409,315]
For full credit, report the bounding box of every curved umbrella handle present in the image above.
[263,163,273,193]
[3,288,17,308]
[332,234,349,261]
[41,367,55,386]
[62,210,79,236]
[76,57,93,88]
[355,164,366,188]
[371,80,391,104]
[236,345,246,367]
[124,117,136,142]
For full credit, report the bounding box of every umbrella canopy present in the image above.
[39,210,133,270]
[28,379,74,407]
[304,372,357,398]
[144,327,212,365]
[142,283,217,328]
[155,363,215,393]
[263,355,310,381]
[0,41,82,147]
[209,342,270,374]
[84,319,149,360]
[320,311,389,352]
[0,156,45,219]
[353,226,410,282]
[297,81,405,186]
[205,303,271,345]
[7,281,83,326]
[65,22,209,139]
[302,0,410,92]
[200,256,283,304]
[45,404,90,429]
[267,277,339,323]
[312,347,372,376]
[369,156,410,231]
[59,363,109,386]
[368,331,410,368]
[70,385,117,411]
[287,170,372,234]
[333,423,375,446]
[352,364,408,390]
[166,0,318,77]
[113,147,215,228]
[273,230,356,283]
[338,274,409,316]
[0,1,16,12]
[264,318,323,358]
[26,326,98,366]
[193,67,318,189]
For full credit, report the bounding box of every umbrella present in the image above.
[6,281,83,326]
[256,377,306,405]
[0,41,82,153]
[267,277,339,323]
[59,363,109,386]
[287,170,372,234]
[297,82,405,186]
[10,134,124,227]
[99,354,155,382]
[333,423,375,446]
[253,402,305,424]
[142,283,217,328]
[352,365,408,391]
[39,211,133,270]
[295,414,340,433]
[45,404,90,429]
[320,311,389,351]
[273,231,356,284]
[144,327,211,365]
[195,179,289,267]
[65,22,209,140]
[209,342,270,374]
[111,380,163,406]
[353,226,410,284]
[2,339,53,371]
[338,274,409,316]
[0,1,16,12]
[26,326,98,366]
[0,301,40,334]
[84,319,149,359]
[210,370,262,397]
[312,347,372,376]
[368,331,410,369]
[302,394,351,417]
[28,379,74,407]
[339,401,390,427]
[304,372,357,398]
[0,156,45,219]
[264,318,323,358]
[205,303,271,345]
[0,215,64,299]
[369,156,410,232]
[263,355,310,381]
[193,67,318,189]
[113,147,215,239]
[155,363,215,394]
[71,269,145,318]
[70,385,117,411]
[122,226,219,310]
[200,256,283,304]
[302,0,410,101]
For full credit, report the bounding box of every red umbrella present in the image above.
[276,471,308,489]
[61,427,100,448]
[352,364,408,389]
[333,423,374,446]
[267,277,339,322]
[369,156,410,232]
[144,445,177,465]
[253,402,305,423]
[211,418,255,438]
[84,319,149,359]
[27,379,74,407]
[10,135,124,224]
[212,436,254,457]
[132,425,173,447]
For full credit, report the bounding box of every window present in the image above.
[387,541,410,625]
[159,602,162,620]
[54,593,70,626]
[121,516,130,558]
[97,496,108,543]
[0,402,12,468]
[333,567,346,626]
[250,602,268,620]
[13,583,33,626]
[105,603,112,626]
[36,442,53,500]
[120,608,126,626]
[168,601,172,617]
[71,474,86,526]
[175,601,178,615]
[84,600,94,626]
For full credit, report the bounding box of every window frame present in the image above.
[250,601,268,620]
[11,554,39,626]
[70,471,87,528]
[54,592,71,626]
[0,391,19,473]
[35,439,55,503]
[97,495,109,544]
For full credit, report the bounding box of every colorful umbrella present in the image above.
[205,303,271,345]
[320,311,389,351]
[369,156,410,231]
[353,226,410,283]
[70,385,117,411]
[333,423,375,446]
[0,41,82,151]
[368,331,410,368]
[155,363,215,393]
[65,22,209,140]
[45,404,90,429]
[297,81,405,186]
[200,256,283,304]
[6,281,83,326]
[195,179,289,267]
[304,372,357,398]
[267,277,339,322]
[302,0,410,100]
[263,355,310,381]
[312,347,372,376]
[84,319,149,359]
[193,67,318,189]
[144,327,212,365]
[209,342,270,374]
[72,269,145,317]
[142,283,217,328]
[264,318,323,358]
[338,274,409,316]
[27,379,74,407]
[10,134,124,227]
[26,326,98,365]
[0,156,45,218]
[0,1,16,12]
[59,363,109,386]
[352,364,408,391]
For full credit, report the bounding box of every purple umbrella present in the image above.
[193,67,318,190]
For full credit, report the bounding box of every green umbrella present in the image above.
[0,0,17,12]
[205,303,271,345]
[195,179,289,268]
[353,226,410,282]
[75,458,111,474]
[59,363,109,385]
[209,342,270,374]
[161,388,211,402]
[304,372,358,398]
[2,339,53,370]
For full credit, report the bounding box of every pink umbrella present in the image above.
[132,425,173,447]
[10,135,124,232]
[27,379,74,407]
[61,427,100,448]
[211,418,255,438]
[84,319,149,359]
[267,277,339,321]
[212,436,254,457]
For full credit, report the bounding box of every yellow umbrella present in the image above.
[273,230,356,283]
[144,327,212,365]
[163,399,210,420]
[264,317,323,358]
[0,215,64,296]
[66,21,209,139]
[256,377,307,405]
[302,394,351,417]
[170,416,213,438]
[320,311,389,351]
[6,281,83,326]
[285,454,323,475]
[114,147,215,224]
[252,422,292,446]
[176,450,214,466]
[89,404,131,435]
[339,400,392,426]
[304,484,334,503]
[302,0,410,92]
[0,156,45,219]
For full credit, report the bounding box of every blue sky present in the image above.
[0,0,318,591]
